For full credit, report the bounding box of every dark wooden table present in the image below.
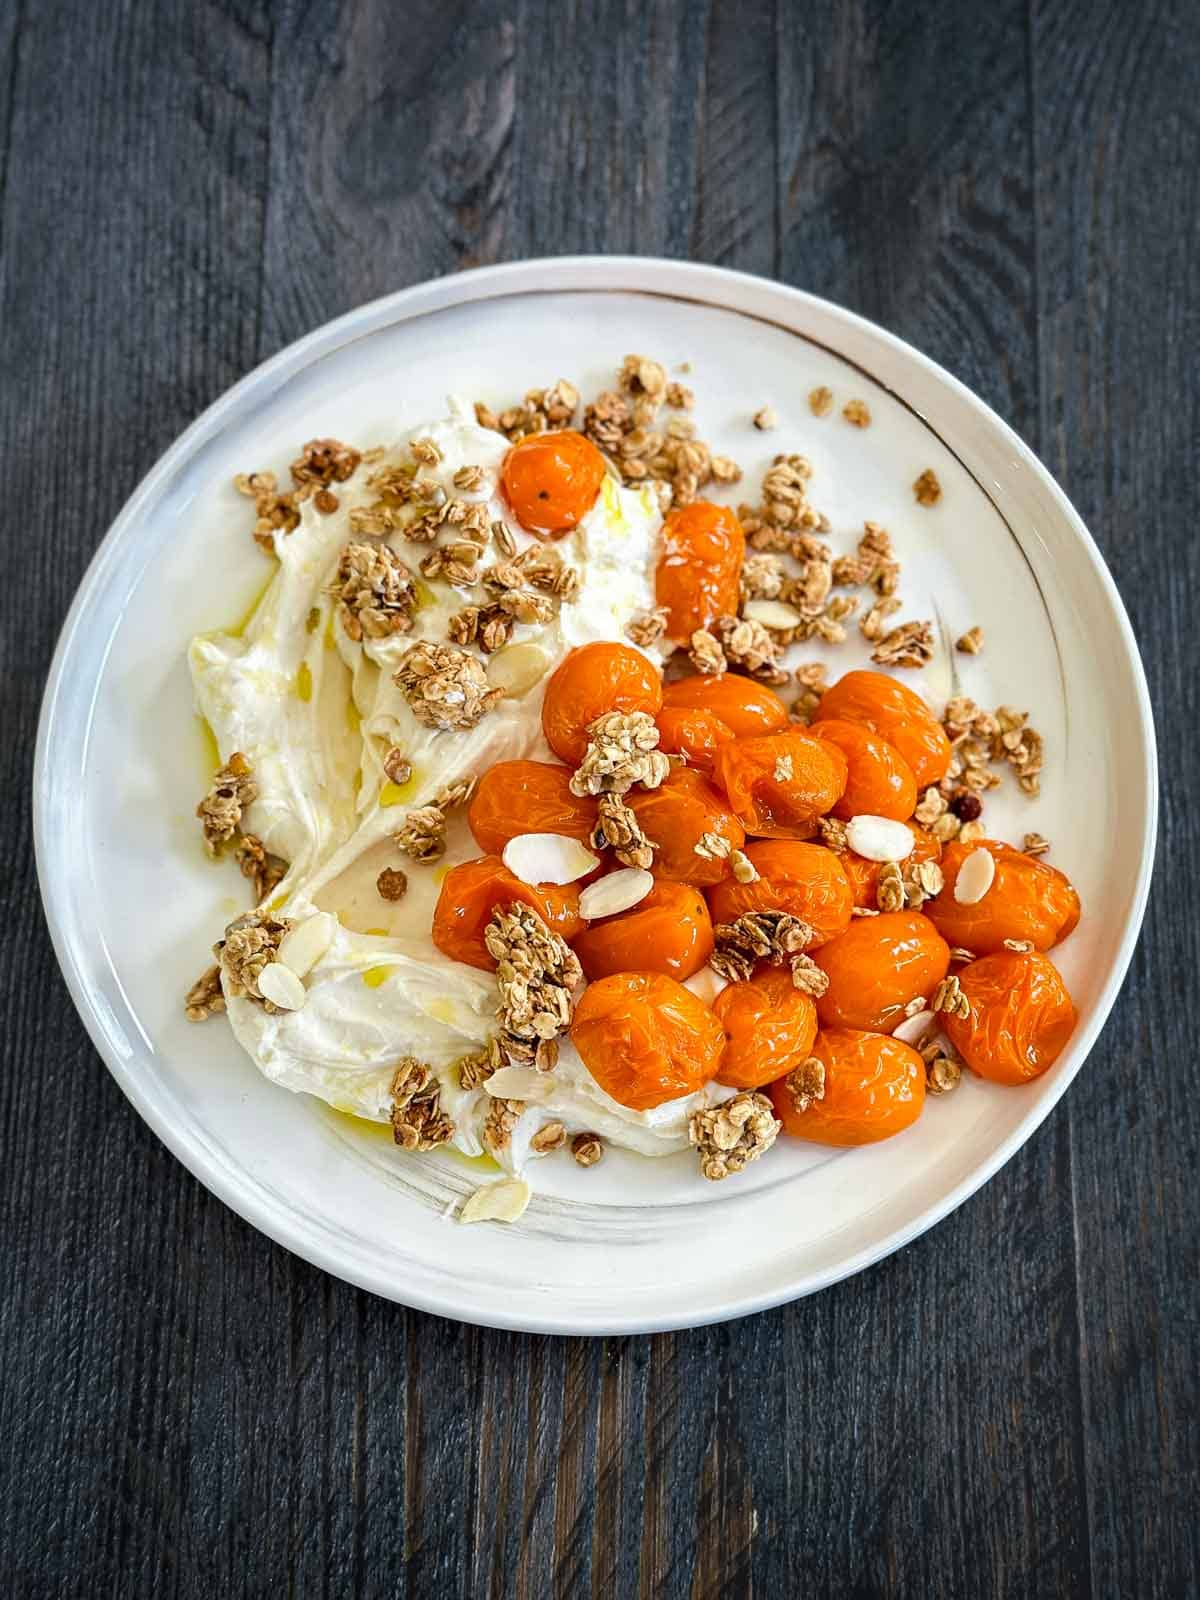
[3,2,1197,1595]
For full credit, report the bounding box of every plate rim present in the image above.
[33,255,1159,1333]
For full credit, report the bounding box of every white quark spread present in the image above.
[190,401,721,1174]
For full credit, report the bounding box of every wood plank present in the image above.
[1031,1,1200,1594]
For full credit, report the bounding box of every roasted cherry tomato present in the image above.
[817,670,951,787]
[942,950,1077,1084]
[713,729,847,838]
[811,718,918,822]
[839,824,942,909]
[571,880,714,983]
[541,641,663,765]
[661,673,790,738]
[431,855,583,971]
[625,768,745,885]
[500,429,607,538]
[705,840,854,948]
[655,500,745,640]
[814,910,950,1031]
[467,760,597,855]
[923,840,1081,955]
[714,968,818,1089]
[770,1028,925,1145]
[655,705,735,776]
[571,970,726,1111]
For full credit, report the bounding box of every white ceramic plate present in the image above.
[34,258,1157,1334]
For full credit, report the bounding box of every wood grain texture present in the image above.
[0,1,1196,1596]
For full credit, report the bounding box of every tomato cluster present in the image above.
[427,463,1081,1132]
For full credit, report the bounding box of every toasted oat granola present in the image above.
[689,1092,780,1181]
[457,1040,502,1091]
[932,974,970,1020]
[913,468,942,506]
[842,399,871,428]
[710,911,816,984]
[197,753,258,856]
[687,628,726,676]
[475,378,580,441]
[234,833,288,903]
[740,553,786,602]
[956,625,984,655]
[571,1132,604,1167]
[485,903,583,1070]
[876,860,905,913]
[390,1056,455,1151]
[625,606,671,648]
[215,910,294,1005]
[394,806,449,864]
[570,711,671,798]
[785,1054,826,1113]
[376,867,409,901]
[808,386,834,418]
[590,793,656,869]
[184,964,226,1023]
[393,640,502,730]
[712,614,786,683]
[871,619,935,669]
[483,1096,524,1156]
[917,1028,962,1095]
[328,541,417,641]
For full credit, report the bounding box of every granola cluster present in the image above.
[390,1056,455,1151]
[184,964,226,1023]
[590,793,656,869]
[689,1091,780,1181]
[447,544,579,653]
[785,1055,826,1113]
[234,833,288,903]
[569,711,671,797]
[392,640,501,730]
[625,606,671,649]
[484,903,583,1071]
[215,910,293,1005]
[710,912,822,989]
[197,753,258,856]
[392,776,477,865]
[329,541,417,642]
[579,354,740,511]
[474,379,581,441]
[235,436,363,549]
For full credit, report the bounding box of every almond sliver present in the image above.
[483,1066,557,1101]
[502,832,600,886]
[257,961,307,1011]
[953,846,996,905]
[277,912,335,979]
[459,1178,532,1225]
[741,598,804,630]
[578,867,654,920]
[845,815,917,863]
[892,1008,935,1044]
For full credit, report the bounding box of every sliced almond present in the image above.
[483,1066,558,1101]
[954,846,996,905]
[277,912,335,979]
[486,641,553,699]
[892,1008,935,1044]
[684,966,730,1006]
[257,961,307,1011]
[459,1177,532,1225]
[578,867,654,920]
[845,815,917,864]
[502,832,600,886]
[741,598,804,630]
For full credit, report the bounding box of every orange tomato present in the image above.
[541,641,663,765]
[571,880,714,982]
[923,840,1081,955]
[655,705,735,776]
[770,1028,925,1145]
[811,718,918,822]
[625,768,745,885]
[571,971,726,1110]
[467,760,597,855]
[714,968,818,1089]
[814,910,950,1031]
[655,500,745,640]
[942,950,1077,1085]
[817,670,951,787]
[713,729,847,838]
[839,825,941,909]
[661,672,790,738]
[431,855,583,971]
[500,429,606,538]
[705,840,854,948]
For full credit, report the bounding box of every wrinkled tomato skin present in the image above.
[705,840,854,948]
[625,768,745,886]
[811,718,918,822]
[500,429,606,538]
[714,968,818,1089]
[661,673,790,739]
[814,910,950,1031]
[655,706,735,776]
[541,641,663,765]
[840,824,942,909]
[924,840,1081,955]
[655,501,745,640]
[713,730,848,838]
[816,670,951,788]
[571,971,726,1111]
[467,760,597,855]
[942,950,1077,1084]
[770,1028,925,1145]
[431,855,583,971]
[571,880,714,982]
